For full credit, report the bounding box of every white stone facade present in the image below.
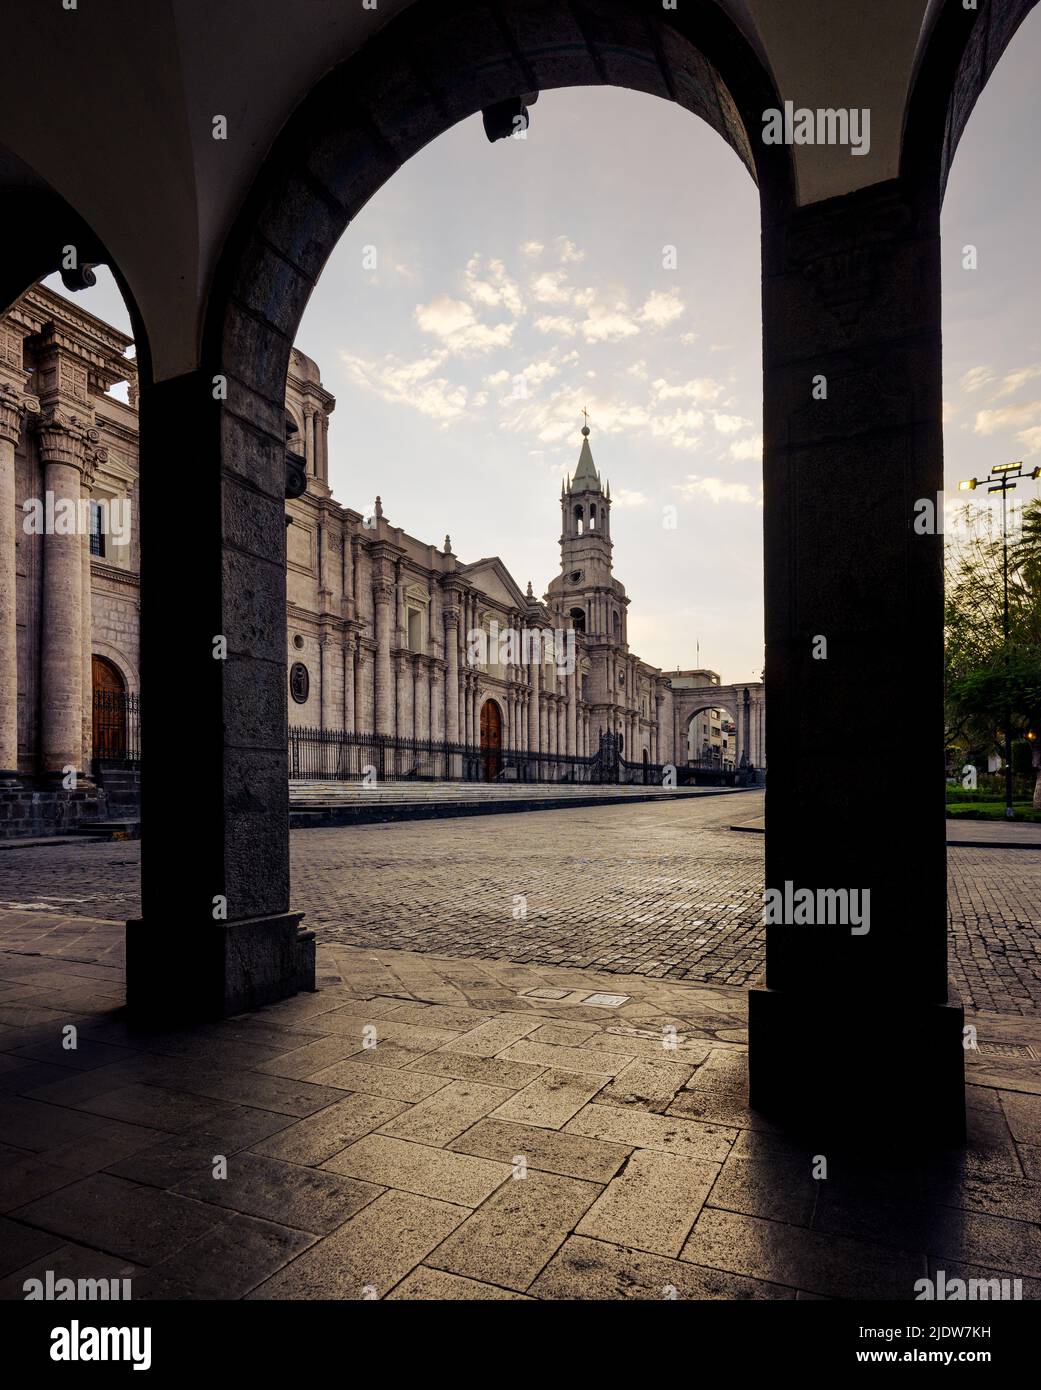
[1,287,763,777]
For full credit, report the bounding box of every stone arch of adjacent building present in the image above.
[77,0,1035,1134]
[673,685,765,770]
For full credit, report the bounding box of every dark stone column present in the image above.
[126,370,314,1021]
[749,179,964,1142]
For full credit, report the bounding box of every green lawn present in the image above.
[945,799,1041,823]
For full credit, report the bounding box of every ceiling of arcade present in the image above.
[0,0,969,381]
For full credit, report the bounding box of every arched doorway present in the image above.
[479,699,503,782]
[92,655,126,760]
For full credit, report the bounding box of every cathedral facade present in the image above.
[0,286,764,811]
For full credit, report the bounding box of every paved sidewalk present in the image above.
[0,911,1039,1301]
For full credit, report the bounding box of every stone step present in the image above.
[73,819,141,841]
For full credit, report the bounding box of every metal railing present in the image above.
[288,726,670,786]
[92,689,141,762]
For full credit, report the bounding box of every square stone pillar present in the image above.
[126,372,314,1021]
[749,180,964,1143]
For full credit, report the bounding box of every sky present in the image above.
[47,4,1041,685]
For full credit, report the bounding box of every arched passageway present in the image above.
[4,0,1037,1139]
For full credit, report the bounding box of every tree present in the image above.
[945,498,1041,810]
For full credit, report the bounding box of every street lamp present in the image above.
[958,461,1041,819]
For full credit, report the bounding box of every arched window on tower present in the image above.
[612,611,621,641]
[574,505,584,536]
[569,606,585,634]
[589,505,597,531]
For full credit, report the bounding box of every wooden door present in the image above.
[479,700,502,781]
[92,655,126,760]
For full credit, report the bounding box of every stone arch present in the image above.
[902,0,1040,198]
[91,639,139,697]
[683,699,738,764]
[207,0,789,408]
[179,0,786,1017]
[0,153,153,383]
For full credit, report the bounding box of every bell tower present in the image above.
[548,416,625,643]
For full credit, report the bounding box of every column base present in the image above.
[126,912,316,1022]
[748,982,966,1146]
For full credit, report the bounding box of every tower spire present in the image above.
[570,411,600,493]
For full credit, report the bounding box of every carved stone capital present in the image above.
[0,384,40,447]
[36,411,89,470]
[82,440,108,492]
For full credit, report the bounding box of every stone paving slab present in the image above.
[1,913,1040,1300]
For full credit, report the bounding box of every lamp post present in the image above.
[958,461,1041,819]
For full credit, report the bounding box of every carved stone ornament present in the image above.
[289,662,310,704]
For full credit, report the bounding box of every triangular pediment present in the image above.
[458,556,530,610]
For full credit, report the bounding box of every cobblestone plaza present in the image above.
[2,793,1039,1016]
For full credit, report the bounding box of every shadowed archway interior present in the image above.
[112,0,1036,1140]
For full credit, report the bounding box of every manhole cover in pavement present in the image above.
[521,987,571,1000]
[976,1042,1038,1059]
[581,993,630,1007]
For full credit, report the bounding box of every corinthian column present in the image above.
[416,658,430,741]
[373,575,394,735]
[444,605,460,742]
[528,657,539,755]
[343,639,356,732]
[0,385,38,775]
[37,415,87,774]
[81,441,104,768]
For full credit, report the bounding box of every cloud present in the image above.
[340,350,468,423]
[712,413,752,435]
[649,408,704,452]
[959,365,995,393]
[612,489,648,507]
[676,474,762,506]
[580,302,640,343]
[521,240,544,259]
[531,271,572,305]
[1017,426,1041,456]
[651,377,726,404]
[415,294,515,354]
[533,314,577,337]
[973,401,1041,435]
[729,434,763,461]
[464,255,524,316]
[638,290,684,329]
[993,364,1041,399]
[485,348,578,402]
[555,236,585,263]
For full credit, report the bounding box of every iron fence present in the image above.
[92,689,141,762]
[288,726,669,786]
